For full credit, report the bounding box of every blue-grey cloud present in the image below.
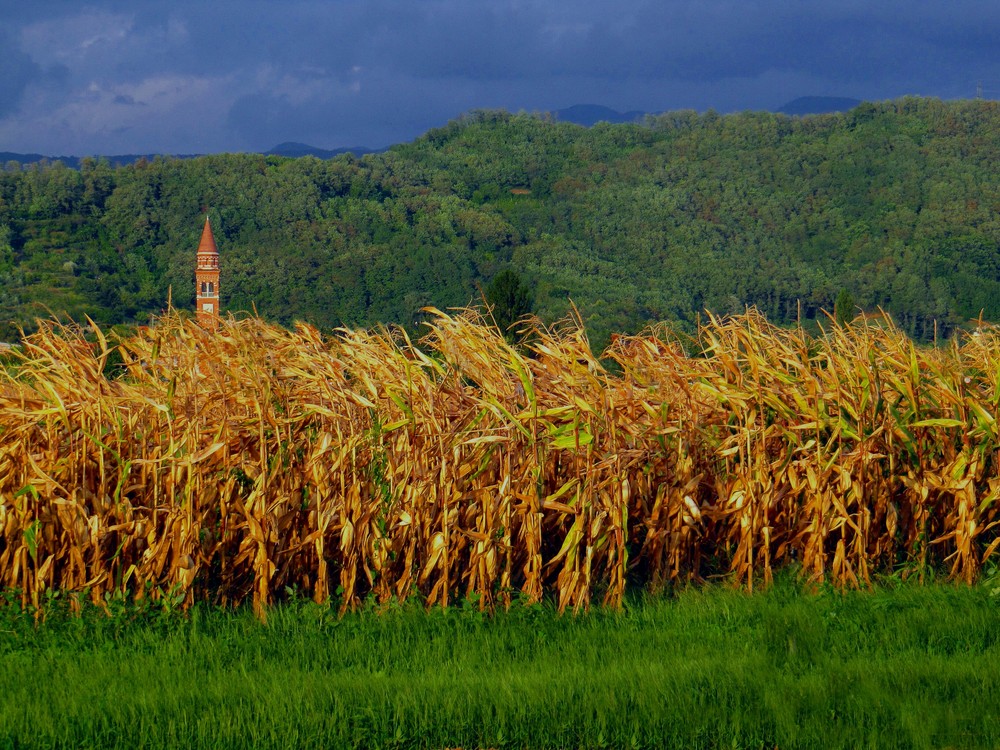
[1,0,998,154]
[0,30,42,118]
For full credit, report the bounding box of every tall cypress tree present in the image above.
[485,269,533,336]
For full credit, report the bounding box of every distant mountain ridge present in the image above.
[777,96,862,115]
[0,143,378,169]
[1,97,864,167]
[265,142,379,158]
[551,97,863,127]
[552,104,648,126]
[0,152,191,169]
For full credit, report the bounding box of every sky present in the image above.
[1,0,998,156]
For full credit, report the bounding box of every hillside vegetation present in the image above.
[2,97,1000,344]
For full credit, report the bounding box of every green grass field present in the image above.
[1,578,999,749]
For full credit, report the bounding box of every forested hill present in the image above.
[2,97,1000,345]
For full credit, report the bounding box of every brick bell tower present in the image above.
[195,217,220,326]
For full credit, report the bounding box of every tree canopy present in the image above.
[484,269,534,337]
[2,97,1000,346]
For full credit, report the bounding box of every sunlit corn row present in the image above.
[1,308,999,616]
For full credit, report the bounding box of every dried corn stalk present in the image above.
[1,308,999,616]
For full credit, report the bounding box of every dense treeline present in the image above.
[2,97,1000,344]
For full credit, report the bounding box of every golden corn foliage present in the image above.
[2,308,1000,616]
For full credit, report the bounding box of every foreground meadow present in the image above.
[2,308,1000,616]
[2,581,999,749]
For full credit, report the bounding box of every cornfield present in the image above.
[2,308,1000,617]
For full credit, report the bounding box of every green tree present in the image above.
[835,288,856,326]
[485,269,533,336]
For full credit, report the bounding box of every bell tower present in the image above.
[195,217,220,326]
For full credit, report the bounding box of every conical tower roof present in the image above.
[197,217,218,255]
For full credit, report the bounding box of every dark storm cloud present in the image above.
[0,30,42,118]
[1,0,998,154]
